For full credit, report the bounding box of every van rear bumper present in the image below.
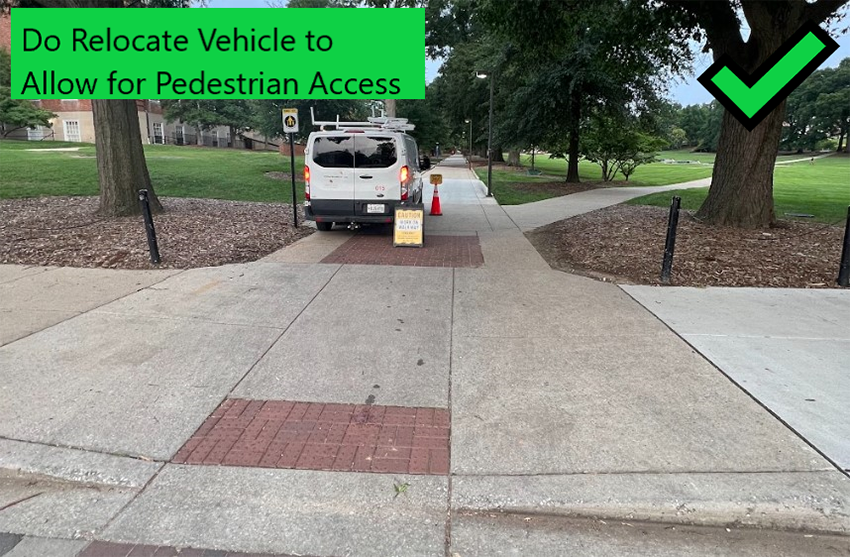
[304,199,403,224]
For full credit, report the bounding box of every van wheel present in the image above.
[316,222,333,231]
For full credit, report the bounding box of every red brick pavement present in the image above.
[321,234,483,268]
[173,399,450,476]
[78,540,297,556]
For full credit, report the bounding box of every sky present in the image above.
[208,0,850,107]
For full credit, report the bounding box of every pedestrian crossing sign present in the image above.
[282,108,298,133]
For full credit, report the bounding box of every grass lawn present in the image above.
[512,152,714,186]
[475,169,561,204]
[477,153,713,204]
[0,140,306,203]
[626,155,850,224]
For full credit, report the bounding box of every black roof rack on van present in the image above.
[310,106,416,132]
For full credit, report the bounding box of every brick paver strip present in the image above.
[173,399,451,476]
[320,234,483,268]
[78,540,299,556]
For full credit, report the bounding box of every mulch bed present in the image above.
[527,205,846,288]
[0,196,313,270]
[508,181,602,198]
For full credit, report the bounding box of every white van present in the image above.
[303,116,429,231]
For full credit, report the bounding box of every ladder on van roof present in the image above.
[310,106,416,132]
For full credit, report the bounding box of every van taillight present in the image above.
[304,166,311,200]
[400,164,410,201]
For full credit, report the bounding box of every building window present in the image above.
[153,122,164,144]
[63,120,81,143]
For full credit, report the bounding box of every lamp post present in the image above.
[476,70,494,197]
[464,118,472,169]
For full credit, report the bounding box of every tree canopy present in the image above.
[0,47,56,137]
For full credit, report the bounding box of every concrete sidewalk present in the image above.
[0,156,848,556]
[503,177,710,230]
[624,285,850,471]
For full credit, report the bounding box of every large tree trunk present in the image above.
[92,99,162,217]
[507,149,521,166]
[385,99,396,117]
[837,129,846,152]
[688,0,820,228]
[491,146,505,163]
[566,92,580,183]
[696,105,785,227]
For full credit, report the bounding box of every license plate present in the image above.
[366,204,385,214]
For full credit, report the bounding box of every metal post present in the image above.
[486,73,494,197]
[289,132,298,228]
[838,206,850,287]
[660,196,681,284]
[468,119,473,169]
[138,189,161,265]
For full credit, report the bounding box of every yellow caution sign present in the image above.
[393,204,425,248]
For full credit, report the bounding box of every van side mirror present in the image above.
[419,157,431,171]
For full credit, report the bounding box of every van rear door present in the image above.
[354,135,400,216]
[309,135,355,216]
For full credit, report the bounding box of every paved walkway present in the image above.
[503,176,710,230]
[0,155,848,556]
[624,285,850,471]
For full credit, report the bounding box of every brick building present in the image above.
[0,11,10,53]
[23,98,241,148]
[1,13,277,150]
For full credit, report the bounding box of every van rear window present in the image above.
[356,136,397,168]
[312,136,355,168]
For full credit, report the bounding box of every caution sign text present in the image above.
[393,205,424,248]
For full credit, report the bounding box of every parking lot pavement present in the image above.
[624,285,850,471]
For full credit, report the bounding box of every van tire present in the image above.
[316,222,333,231]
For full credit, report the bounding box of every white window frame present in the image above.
[63,120,81,142]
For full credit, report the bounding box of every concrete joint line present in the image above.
[223,263,344,400]
[0,434,167,467]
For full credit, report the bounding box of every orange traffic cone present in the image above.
[430,183,443,216]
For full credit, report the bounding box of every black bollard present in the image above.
[838,206,850,287]
[138,189,161,265]
[660,196,681,285]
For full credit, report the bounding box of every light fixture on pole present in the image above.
[476,70,494,197]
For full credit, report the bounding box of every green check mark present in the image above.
[712,32,826,118]
[698,22,839,131]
